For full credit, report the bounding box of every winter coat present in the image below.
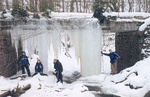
[18,55,29,66]
[54,60,63,73]
[35,62,43,73]
[103,52,119,64]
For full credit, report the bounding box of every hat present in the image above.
[22,51,25,54]
[109,49,112,52]
[54,59,57,61]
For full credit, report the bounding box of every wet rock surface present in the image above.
[94,93,120,97]
[144,91,150,97]
[63,71,81,83]
[85,85,120,97]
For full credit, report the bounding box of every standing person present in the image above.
[53,59,63,83]
[18,51,31,77]
[32,59,48,76]
[101,49,119,75]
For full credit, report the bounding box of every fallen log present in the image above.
[10,75,27,80]
[0,84,31,97]
[112,72,138,84]
[125,84,143,90]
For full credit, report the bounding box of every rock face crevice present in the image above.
[0,21,22,77]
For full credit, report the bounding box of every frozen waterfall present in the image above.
[11,13,102,77]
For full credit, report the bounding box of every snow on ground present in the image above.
[51,12,93,19]
[0,74,94,97]
[104,12,150,18]
[0,53,93,97]
[139,17,150,31]
[78,57,150,97]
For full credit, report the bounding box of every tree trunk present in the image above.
[76,0,78,12]
[62,0,65,12]
[111,0,119,12]
[145,0,148,12]
[70,0,75,12]
[35,0,38,12]
[80,0,81,12]
[21,0,24,8]
[138,0,141,12]
[0,0,3,11]
[121,0,124,12]
[30,0,34,11]
[149,0,150,13]
[6,0,10,10]
[128,0,132,12]
[13,0,19,5]
[83,0,86,12]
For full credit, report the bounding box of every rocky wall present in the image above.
[0,21,22,77]
[115,31,144,73]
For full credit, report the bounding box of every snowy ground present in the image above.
[0,75,94,97]
[1,53,150,97]
[78,56,150,97]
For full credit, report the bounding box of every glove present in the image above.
[101,51,103,54]
[28,64,30,66]
[116,57,120,61]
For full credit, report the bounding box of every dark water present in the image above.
[85,85,120,97]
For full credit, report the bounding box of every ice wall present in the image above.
[11,14,102,77]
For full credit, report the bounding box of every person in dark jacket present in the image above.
[32,59,48,76]
[54,59,63,83]
[18,51,31,76]
[102,49,119,75]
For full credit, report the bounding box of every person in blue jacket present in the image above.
[102,49,119,75]
[18,51,31,76]
[32,59,48,76]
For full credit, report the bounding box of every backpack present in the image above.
[59,63,63,72]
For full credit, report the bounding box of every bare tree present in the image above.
[121,0,125,12]
[80,0,81,12]
[62,0,65,12]
[149,0,150,13]
[30,0,34,11]
[13,0,19,5]
[137,0,142,12]
[111,0,119,12]
[6,0,10,10]
[21,0,24,7]
[70,0,75,12]
[128,0,133,12]
[76,0,78,12]
[84,0,86,12]
[0,0,3,11]
[35,0,38,12]
[145,0,148,12]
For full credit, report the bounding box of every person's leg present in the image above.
[58,73,61,83]
[111,64,114,74]
[32,72,38,77]
[22,65,25,74]
[56,72,59,83]
[25,65,31,76]
[60,73,63,84]
[40,72,48,76]
[114,62,117,74]
[111,63,116,75]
